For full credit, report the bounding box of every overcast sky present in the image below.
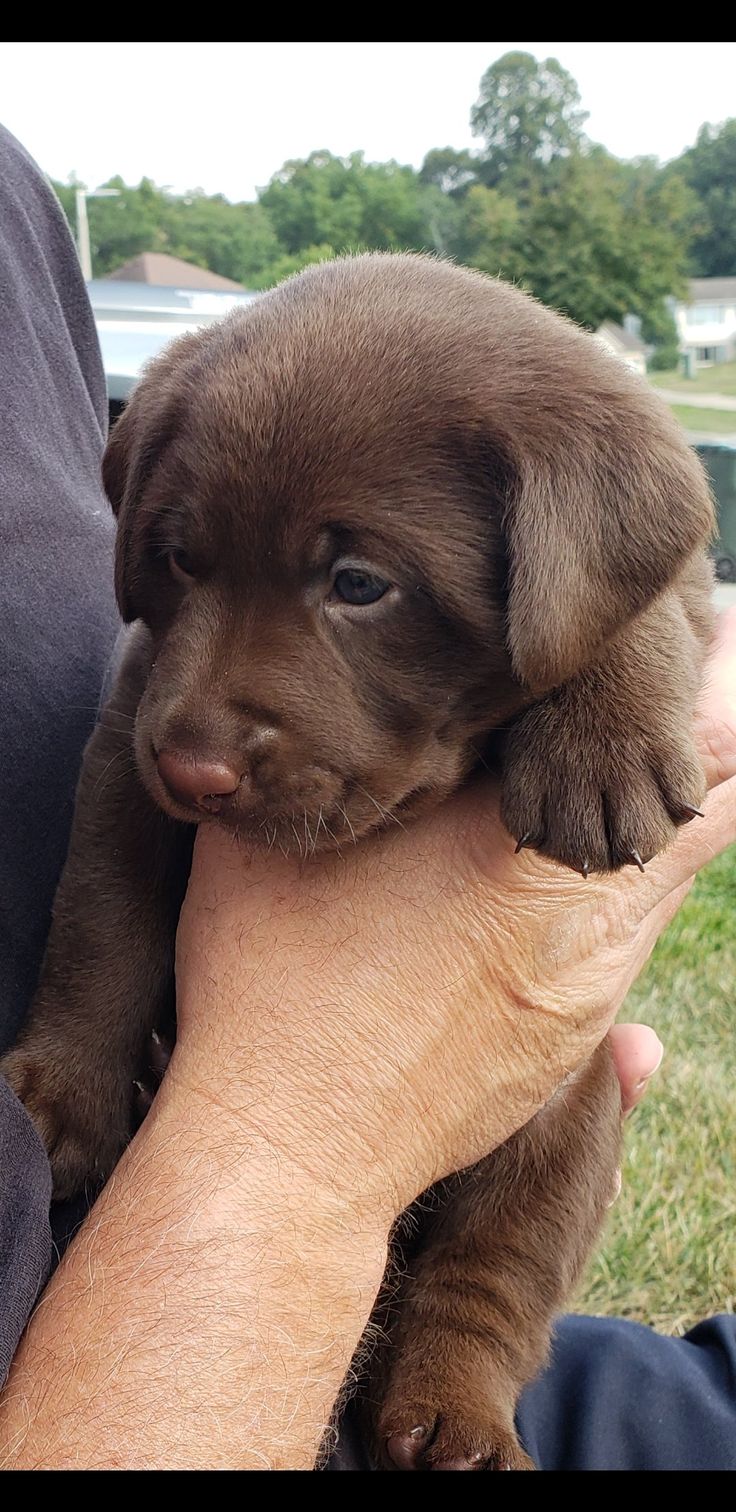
[1,41,734,202]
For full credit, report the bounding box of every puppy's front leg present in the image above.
[0,640,191,1201]
[501,585,710,875]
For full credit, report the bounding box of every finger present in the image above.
[606,774,736,938]
[643,775,736,902]
[694,606,736,789]
[609,1023,664,1113]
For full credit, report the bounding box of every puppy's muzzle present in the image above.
[156,748,243,814]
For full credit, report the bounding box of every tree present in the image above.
[450,185,520,276]
[162,194,280,286]
[249,243,337,290]
[504,148,688,334]
[50,175,282,287]
[258,150,432,257]
[50,175,168,274]
[419,147,477,197]
[471,51,588,188]
[668,120,736,276]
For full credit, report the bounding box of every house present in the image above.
[594,318,648,377]
[87,277,257,409]
[105,251,245,292]
[673,277,736,367]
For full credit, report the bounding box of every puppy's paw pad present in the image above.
[382,1412,533,1471]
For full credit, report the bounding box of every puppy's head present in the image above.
[103,253,714,851]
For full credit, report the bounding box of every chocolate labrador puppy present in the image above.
[1,253,714,1470]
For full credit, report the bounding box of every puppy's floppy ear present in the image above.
[501,381,715,693]
[102,337,196,622]
[100,406,132,522]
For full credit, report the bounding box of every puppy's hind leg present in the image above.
[367,1041,622,1471]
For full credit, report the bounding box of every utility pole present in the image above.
[74,186,120,281]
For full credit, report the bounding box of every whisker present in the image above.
[338,803,358,847]
[320,815,342,856]
[468,742,493,774]
[355,783,406,831]
[98,761,139,802]
[290,819,304,859]
[304,808,316,859]
[71,705,135,723]
[93,746,133,802]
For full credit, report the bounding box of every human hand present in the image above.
[172,609,736,1226]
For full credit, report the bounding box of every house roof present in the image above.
[688,277,736,304]
[596,319,646,354]
[104,252,245,291]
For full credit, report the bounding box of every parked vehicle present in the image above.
[88,279,256,423]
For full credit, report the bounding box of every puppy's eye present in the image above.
[168,548,196,584]
[332,568,390,606]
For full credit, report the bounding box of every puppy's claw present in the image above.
[386,1426,429,1470]
[514,832,532,854]
[581,859,590,880]
[133,1078,153,1121]
[681,803,705,820]
[629,848,646,873]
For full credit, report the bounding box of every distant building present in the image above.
[105,251,245,292]
[673,277,736,367]
[594,317,648,377]
[88,277,257,406]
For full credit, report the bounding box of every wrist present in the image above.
[148,1038,394,1264]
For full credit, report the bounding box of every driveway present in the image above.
[655,387,736,412]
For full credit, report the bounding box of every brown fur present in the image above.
[0,253,715,1469]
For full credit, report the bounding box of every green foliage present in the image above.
[48,53,736,338]
[668,120,736,277]
[249,243,337,290]
[259,149,432,257]
[449,184,520,275]
[419,146,477,196]
[471,51,588,189]
[578,846,736,1333]
[52,175,281,286]
[648,344,681,371]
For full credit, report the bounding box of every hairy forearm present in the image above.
[0,1074,387,1471]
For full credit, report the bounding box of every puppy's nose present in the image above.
[156,749,242,814]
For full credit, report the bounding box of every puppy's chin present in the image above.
[134,749,452,856]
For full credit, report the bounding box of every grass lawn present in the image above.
[577,843,736,1333]
[670,405,736,437]
[651,361,736,398]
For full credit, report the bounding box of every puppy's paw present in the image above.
[0,1043,132,1202]
[381,1412,534,1472]
[373,1350,534,1471]
[133,1025,175,1126]
[369,1312,534,1471]
[501,696,706,875]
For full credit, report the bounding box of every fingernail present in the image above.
[606,1168,623,1207]
[634,1038,664,1092]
